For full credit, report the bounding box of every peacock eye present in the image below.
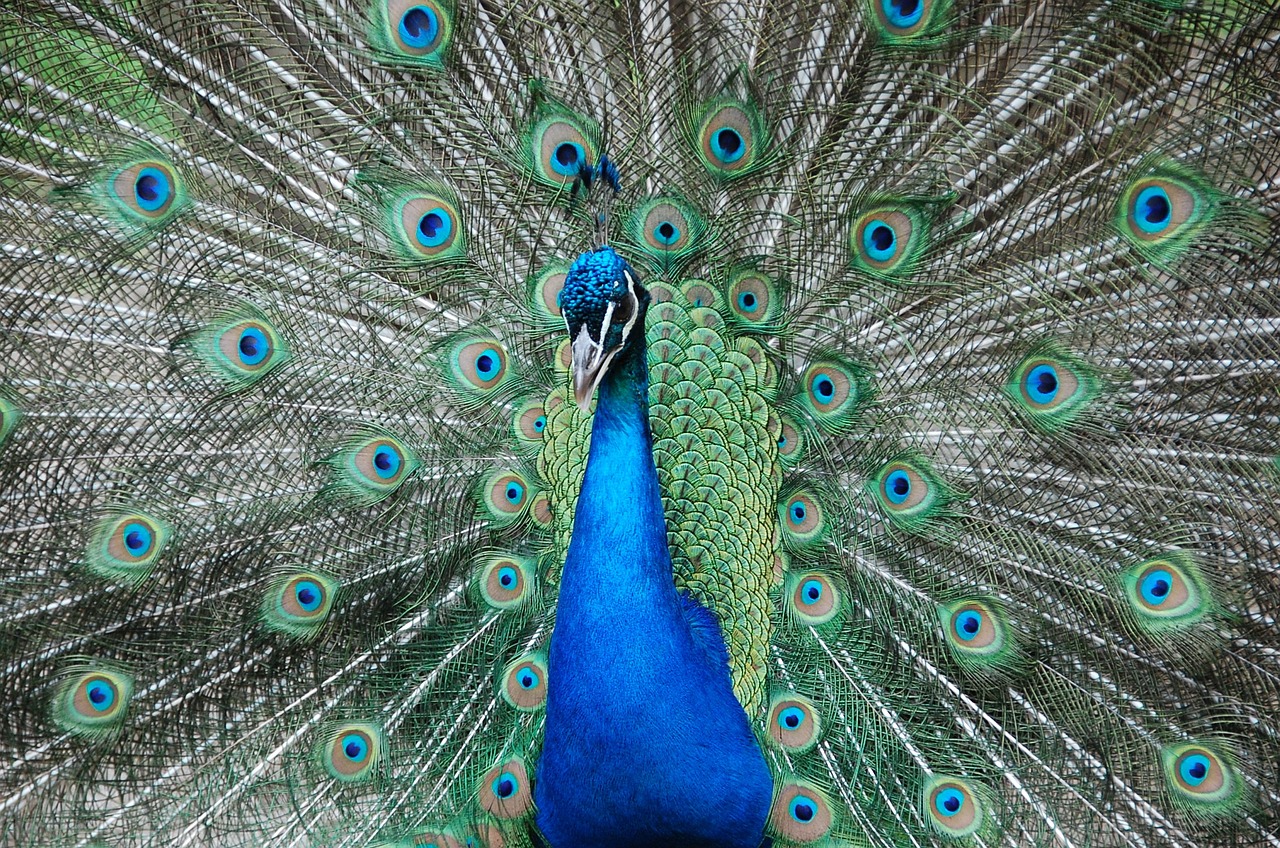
[924,777,984,837]
[1119,553,1209,633]
[322,723,382,781]
[873,0,940,39]
[331,432,418,506]
[767,694,821,752]
[788,572,840,624]
[502,653,548,710]
[54,667,134,737]
[769,782,833,841]
[397,194,463,260]
[376,0,453,66]
[1162,743,1240,810]
[525,105,598,188]
[696,100,765,177]
[110,160,182,223]
[479,759,533,818]
[851,208,916,273]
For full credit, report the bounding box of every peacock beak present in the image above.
[570,319,621,411]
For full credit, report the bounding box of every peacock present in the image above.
[1,0,1279,845]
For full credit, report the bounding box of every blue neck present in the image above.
[535,335,772,848]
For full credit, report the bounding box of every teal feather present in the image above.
[1,1,1279,847]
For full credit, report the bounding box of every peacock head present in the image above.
[560,246,649,409]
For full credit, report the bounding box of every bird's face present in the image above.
[560,247,648,409]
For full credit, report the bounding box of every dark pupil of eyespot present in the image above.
[555,143,578,166]
[1036,371,1057,394]
[89,686,107,704]
[521,673,534,687]
[500,573,514,587]
[507,486,519,501]
[420,212,444,238]
[136,174,160,202]
[785,713,800,728]
[793,802,814,822]
[816,378,834,399]
[894,0,920,15]
[943,795,960,813]
[375,450,393,471]
[658,222,675,239]
[892,476,909,496]
[404,7,431,38]
[345,741,362,759]
[963,616,979,633]
[806,585,820,600]
[1189,761,1207,779]
[717,128,741,155]
[1151,578,1170,597]
[476,354,494,374]
[497,778,515,797]
[871,224,894,251]
[741,292,756,307]
[239,334,259,357]
[297,586,317,605]
[125,530,145,550]
[1144,194,1170,224]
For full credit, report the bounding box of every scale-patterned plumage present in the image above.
[1,0,1279,846]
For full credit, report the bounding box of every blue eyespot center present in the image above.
[811,374,836,403]
[653,221,680,246]
[800,579,823,605]
[884,469,911,505]
[789,795,816,823]
[493,773,518,798]
[373,445,402,479]
[134,167,171,211]
[399,6,439,49]
[954,610,982,641]
[497,566,519,589]
[295,580,322,612]
[1026,364,1059,404]
[237,327,269,366]
[1179,753,1210,786]
[789,500,807,525]
[505,481,525,505]
[416,208,453,247]
[474,349,501,381]
[711,127,745,163]
[864,221,897,261]
[342,734,369,762]
[1135,185,1172,233]
[1140,569,1173,606]
[737,291,758,312]
[518,670,539,690]
[550,141,586,176]
[883,0,925,27]
[778,706,805,730]
[935,787,964,817]
[533,415,547,432]
[85,679,115,711]
[123,522,153,556]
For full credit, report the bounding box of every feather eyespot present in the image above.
[776,417,804,465]
[528,262,570,324]
[787,572,840,625]
[1006,349,1099,432]
[479,759,532,819]
[54,667,133,737]
[850,206,921,275]
[1124,178,1197,241]
[524,106,598,188]
[513,399,548,447]
[1119,553,1210,633]
[400,195,461,258]
[725,270,782,328]
[501,653,548,711]
[767,694,820,752]
[322,723,382,782]
[263,572,337,639]
[778,489,826,548]
[924,776,984,837]
[769,781,832,842]
[872,0,943,39]
[478,469,537,526]
[869,457,947,529]
[329,433,418,506]
[373,0,453,66]
[449,339,510,397]
[939,600,1017,675]
[696,100,765,177]
[628,197,705,269]
[1161,743,1242,812]
[476,555,535,609]
[111,161,180,222]
[87,512,169,583]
